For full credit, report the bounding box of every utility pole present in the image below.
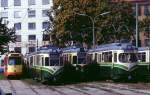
[135,3,139,48]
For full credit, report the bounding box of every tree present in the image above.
[49,0,135,47]
[0,18,16,53]
[139,17,150,38]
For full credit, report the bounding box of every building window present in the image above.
[42,10,48,17]
[16,35,21,42]
[28,35,36,40]
[28,0,35,5]
[42,21,49,29]
[28,10,36,18]
[43,34,50,41]
[29,47,35,53]
[28,23,36,30]
[138,5,141,16]
[144,5,149,16]
[145,39,150,46]
[14,11,21,18]
[132,6,136,16]
[0,12,8,18]
[14,0,21,6]
[1,0,8,7]
[14,23,21,30]
[14,47,21,53]
[42,0,49,5]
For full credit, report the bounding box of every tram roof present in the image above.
[88,43,137,52]
[138,46,150,51]
[62,45,86,53]
[37,44,60,52]
[25,45,60,56]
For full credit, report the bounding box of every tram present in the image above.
[26,45,62,82]
[3,52,24,77]
[138,47,150,79]
[88,43,138,81]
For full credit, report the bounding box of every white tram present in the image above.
[88,43,138,80]
[26,45,62,82]
[138,47,150,79]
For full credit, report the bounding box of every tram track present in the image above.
[26,84,41,95]
[91,82,150,95]
[8,80,17,95]
[68,83,123,95]
[8,80,41,95]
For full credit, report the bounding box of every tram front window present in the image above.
[9,57,21,65]
[119,53,137,63]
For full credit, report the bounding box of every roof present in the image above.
[138,46,150,51]
[88,43,137,52]
[62,45,86,53]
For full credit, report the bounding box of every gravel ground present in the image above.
[0,80,150,95]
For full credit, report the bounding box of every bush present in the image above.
[83,61,101,81]
[57,63,81,84]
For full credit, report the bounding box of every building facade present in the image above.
[0,0,52,55]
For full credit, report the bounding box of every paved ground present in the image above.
[0,80,150,95]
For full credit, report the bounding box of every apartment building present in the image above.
[0,0,52,55]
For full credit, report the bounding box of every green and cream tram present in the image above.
[26,45,62,82]
[88,43,138,80]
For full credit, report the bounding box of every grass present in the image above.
[0,73,6,80]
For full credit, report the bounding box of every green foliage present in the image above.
[139,17,150,34]
[57,63,81,83]
[0,18,16,53]
[83,62,101,81]
[49,0,135,47]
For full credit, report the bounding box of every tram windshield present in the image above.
[119,53,137,63]
[9,57,22,65]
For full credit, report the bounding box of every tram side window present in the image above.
[114,53,117,62]
[30,57,33,66]
[103,52,112,62]
[73,56,77,64]
[45,57,49,66]
[36,55,40,65]
[98,54,101,62]
[95,53,97,62]
[138,53,146,62]
[42,57,44,66]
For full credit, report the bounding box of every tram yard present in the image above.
[0,79,150,95]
